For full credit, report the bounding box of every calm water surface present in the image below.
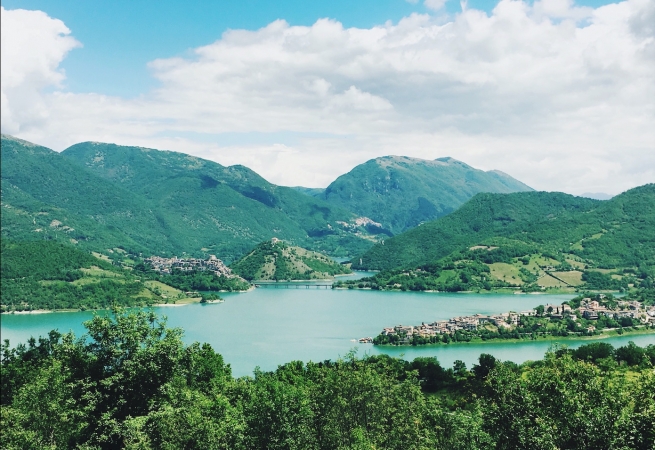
[2,280,653,377]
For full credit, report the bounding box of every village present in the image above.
[144,255,235,277]
[375,296,655,345]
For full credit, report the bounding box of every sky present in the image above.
[1,0,653,194]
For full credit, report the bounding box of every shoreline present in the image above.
[374,327,655,348]
[1,288,254,314]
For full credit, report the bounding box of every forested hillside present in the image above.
[1,135,171,255]
[1,135,379,261]
[0,240,157,311]
[353,185,655,272]
[62,141,380,259]
[230,239,351,281]
[311,155,532,234]
[0,240,249,312]
[2,310,653,449]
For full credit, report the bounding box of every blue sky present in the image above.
[1,0,620,97]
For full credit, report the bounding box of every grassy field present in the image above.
[143,280,184,298]
[537,273,567,288]
[550,271,584,286]
[489,263,524,285]
[80,266,123,277]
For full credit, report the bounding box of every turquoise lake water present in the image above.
[2,277,654,377]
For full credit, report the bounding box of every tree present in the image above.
[473,354,497,379]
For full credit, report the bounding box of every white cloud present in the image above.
[424,0,448,12]
[0,7,80,134]
[2,1,654,195]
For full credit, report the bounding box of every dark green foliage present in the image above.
[156,269,250,292]
[354,185,655,271]
[318,155,532,234]
[582,270,628,290]
[1,240,115,280]
[1,277,152,311]
[571,342,615,363]
[2,311,654,449]
[0,240,158,311]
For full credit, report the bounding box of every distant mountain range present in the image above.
[1,135,538,261]
[1,135,379,261]
[352,184,655,271]
[294,156,533,234]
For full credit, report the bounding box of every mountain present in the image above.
[1,135,380,261]
[352,184,655,271]
[1,135,174,254]
[305,156,532,234]
[230,239,352,281]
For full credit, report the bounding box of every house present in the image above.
[583,310,599,320]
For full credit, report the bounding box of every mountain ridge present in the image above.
[303,155,533,234]
[352,184,655,271]
[1,136,380,261]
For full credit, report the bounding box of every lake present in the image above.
[2,276,654,377]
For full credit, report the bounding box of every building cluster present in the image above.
[379,297,654,342]
[144,255,234,277]
[336,216,383,230]
[578,297,653,322]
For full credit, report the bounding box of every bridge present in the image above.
[254,283,333,289]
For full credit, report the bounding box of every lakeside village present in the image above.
[370,294,655,346]
[143,255,250,299]
[144,255,233,277]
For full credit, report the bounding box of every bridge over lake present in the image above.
[254,282,333,289]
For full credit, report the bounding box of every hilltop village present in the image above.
[374,295,655,346]
[144,255,234,277]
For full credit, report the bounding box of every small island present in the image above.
[374,292,655,346]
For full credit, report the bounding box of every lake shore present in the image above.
[374,326,655,348]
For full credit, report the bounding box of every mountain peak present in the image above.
[322,155,532,233]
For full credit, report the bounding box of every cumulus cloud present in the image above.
[0,7,80,134]
[2,1,654,194]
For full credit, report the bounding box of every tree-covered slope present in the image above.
[315,156,533,234]
[1,135,378,261]
[61,141,378,259]
[230,239,352,281]
[353,185,655,271]
[1,135,174,254]
[0,240,159,311]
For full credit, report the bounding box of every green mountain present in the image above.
[353,185,655,272]
[230,239,352,281]
[308,156,533,234]
[1,135,379,261]
[1,135,172,254]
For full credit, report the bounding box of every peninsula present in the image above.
[374,292,655,346]
[230,239,352,281]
